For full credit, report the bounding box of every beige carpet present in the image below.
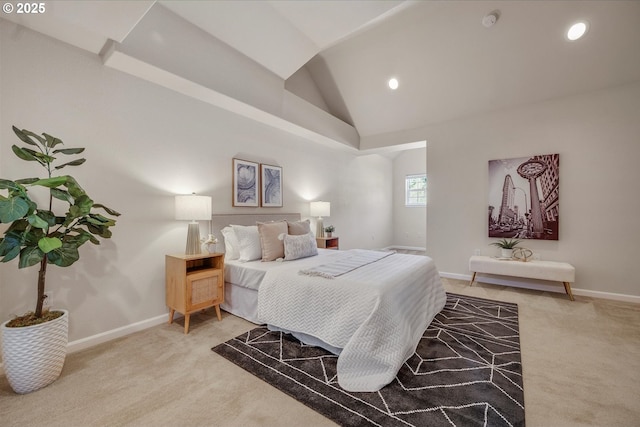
[2,278,640,426]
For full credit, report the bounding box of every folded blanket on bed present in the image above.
[299,249,394,278]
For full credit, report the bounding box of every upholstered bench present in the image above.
[469,255,576,300]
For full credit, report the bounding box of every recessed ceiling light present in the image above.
[388,78,399,90]
[567,21,588,41]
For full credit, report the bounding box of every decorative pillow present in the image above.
[286,219,311,236]
[232,225,262,262]
[258,221,288,262]
[282,232,318,261]
[220,226,240,260]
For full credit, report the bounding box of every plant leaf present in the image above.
[0,197,30,222]
[43,133,64,148]
[75,194,94,212]
[47,242,80,267]
[53,147,84,155]
[27,213,49,229]
[35,210,56,227]
[31,176,68,188]
[11,145,40,162]
[93,203,122,216]
[38,237,62,253]
[21,129,46,145]
[0,179,24,192]
[50,188,73,203]
[18,245,44,268]
[15,178,39,185]
[64,176,85,198]
[0,231,22,258]
[87,223,113,238]
[12,126,41,146]
[54,158,86,170]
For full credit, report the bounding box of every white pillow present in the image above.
[282,232,318,261]
[220,226,239,260]
[232,224,262,262]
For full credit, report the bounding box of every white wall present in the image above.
[0,22,393,343]
[426,81,640,298]
[393,148,426,249]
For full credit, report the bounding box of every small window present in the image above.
[405,174,427,207]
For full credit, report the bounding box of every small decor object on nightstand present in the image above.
[324,225,335,238]
[201,234,218,253]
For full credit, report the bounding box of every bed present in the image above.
[212,213,446,392]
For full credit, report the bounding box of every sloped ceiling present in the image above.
[3,1,640,152]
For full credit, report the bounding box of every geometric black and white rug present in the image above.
[213,293,525,427]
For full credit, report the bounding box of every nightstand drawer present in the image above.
[187,269,223,308]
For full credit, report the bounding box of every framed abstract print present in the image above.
[232,158,259,207]
[260,164,282,207]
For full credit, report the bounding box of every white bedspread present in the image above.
[257,249,446,392]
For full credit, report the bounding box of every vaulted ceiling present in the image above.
[4,1,640,152]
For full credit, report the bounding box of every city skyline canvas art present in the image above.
[488,154,559,240]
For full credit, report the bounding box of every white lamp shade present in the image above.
[175,195,212,221]
[310,201,330,218]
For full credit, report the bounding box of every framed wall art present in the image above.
[260,164,282,207]
[488,154,559,240]
[232,158,259,207]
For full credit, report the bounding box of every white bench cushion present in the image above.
[469,255,575,283]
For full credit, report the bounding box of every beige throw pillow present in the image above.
[258,221,288,261]
[287,219,311,235]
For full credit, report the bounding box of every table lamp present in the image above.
[175,194,212,255]
[310,201,330,238]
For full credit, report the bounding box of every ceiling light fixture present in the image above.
[567,21,588,41]
[388,78,399,90]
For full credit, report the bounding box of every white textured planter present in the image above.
[1,310,68,394]
[501,248,513,258]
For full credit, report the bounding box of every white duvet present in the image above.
[257,249,446,392]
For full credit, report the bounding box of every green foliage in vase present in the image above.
[489,238,522,249]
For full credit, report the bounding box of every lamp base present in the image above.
[316,217,325,238]
[185,222,201,255]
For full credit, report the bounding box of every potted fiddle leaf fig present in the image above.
[0,126,120,394]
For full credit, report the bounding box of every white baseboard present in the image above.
[67,314,168,354]
[440,271,640,304]
[1,313,168,373]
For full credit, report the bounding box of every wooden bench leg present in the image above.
[563,282,575,301]
[469,272,477,286]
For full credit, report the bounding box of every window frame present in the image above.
[405,174,427,207]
